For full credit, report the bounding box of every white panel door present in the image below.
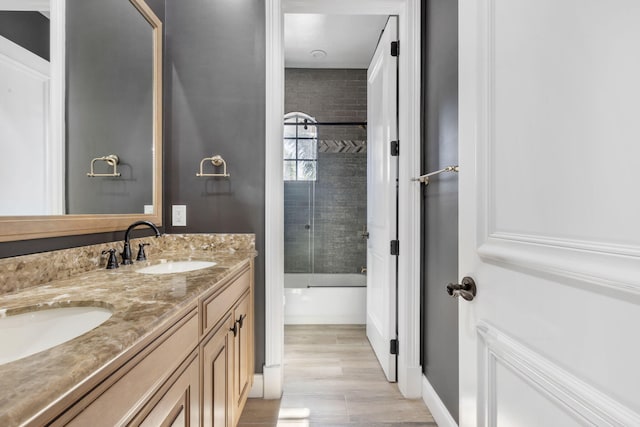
[0,35,52,215]
[366,16,398,382]
[459,1,640,425]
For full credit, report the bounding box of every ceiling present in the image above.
[284,14,389,69]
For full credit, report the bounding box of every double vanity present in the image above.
[1,3,256,425]
[0,234,256,426]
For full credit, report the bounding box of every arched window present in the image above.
[283,112,317,181]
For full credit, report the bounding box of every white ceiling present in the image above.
[284,14,389,69]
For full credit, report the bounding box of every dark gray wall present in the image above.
[66,0,154,214]
[0,1,165,259]
[284,69,367,274]
[0,11,50,60]
[164,0,265,372]
[421,0,459,422]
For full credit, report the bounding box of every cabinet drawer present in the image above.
[58,311,199,427]
[201,268,250,337]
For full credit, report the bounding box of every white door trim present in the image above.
[264,0,421,398]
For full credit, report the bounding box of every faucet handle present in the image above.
[102,249,119,269]
[136,243,150,261]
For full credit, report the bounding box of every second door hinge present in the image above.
[391,41,399,57]
[390,140,399,156]
[390,240,399,256]
[390,339,399,355]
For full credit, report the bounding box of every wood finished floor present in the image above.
[238,325,437,427]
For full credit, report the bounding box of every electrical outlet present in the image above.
[143,205,154,214]
[172,205,187,226]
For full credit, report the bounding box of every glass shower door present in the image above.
[283,180,315,277]
[283,114,317,284]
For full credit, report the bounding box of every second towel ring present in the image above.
[196,155,230,178]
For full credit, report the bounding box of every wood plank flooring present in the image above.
[238,325,437,427]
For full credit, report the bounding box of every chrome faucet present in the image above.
[121,220,161,265]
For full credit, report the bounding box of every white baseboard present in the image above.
[262,364,283,399]
[399,364,423,398]
[422,374,458,427]
[248,374,263,398]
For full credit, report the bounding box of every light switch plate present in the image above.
[143,205,154,214]
[172,205,187,226]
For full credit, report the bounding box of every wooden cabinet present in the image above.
[200,266,254,427]
[201,313,234,427]
[232,291,252,425]
[131,351,200,427]
[50,260,254,427]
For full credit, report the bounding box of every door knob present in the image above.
[446,277,477,301]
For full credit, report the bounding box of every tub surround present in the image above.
[284,273,366,325]
[0,233,255,426]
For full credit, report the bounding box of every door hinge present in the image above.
[390,339,399,355]
[390,240,399,256]
[390,140,399,156]
[391,41,399,57]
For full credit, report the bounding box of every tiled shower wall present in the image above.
[284,69,367,274]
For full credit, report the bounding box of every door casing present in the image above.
[263,0,422,399]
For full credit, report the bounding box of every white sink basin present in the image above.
[135,260,216,275]
[0,306,112,365]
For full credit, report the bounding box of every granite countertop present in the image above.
[0,240,255,426]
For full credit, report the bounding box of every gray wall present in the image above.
[164,0,265,372]
[421,0,459,421]
[0,11,49,60]
[284,69,367,274]
[66,0,154,214]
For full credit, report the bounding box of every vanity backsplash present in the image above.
[0,233,255,295]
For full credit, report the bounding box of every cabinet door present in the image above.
[131,351,200,427]
[202,314,234,427]
[233,291,252,420]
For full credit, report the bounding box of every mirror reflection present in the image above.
[0,0,155,216]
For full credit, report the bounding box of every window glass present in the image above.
[283,112,317,181]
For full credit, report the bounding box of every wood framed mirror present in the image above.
[0,0,162,242]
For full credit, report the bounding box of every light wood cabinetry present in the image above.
[50,260,254,427]
[232,291,252,425]
[131,350,200,427]
[200,266,254,427]
[201,314,235,427]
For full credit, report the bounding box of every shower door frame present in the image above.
[264,0,422,400]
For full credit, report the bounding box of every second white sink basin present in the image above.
[135,260,216,275]
[0,306,113,365]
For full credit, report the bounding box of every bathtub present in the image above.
[284,273,366,325]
